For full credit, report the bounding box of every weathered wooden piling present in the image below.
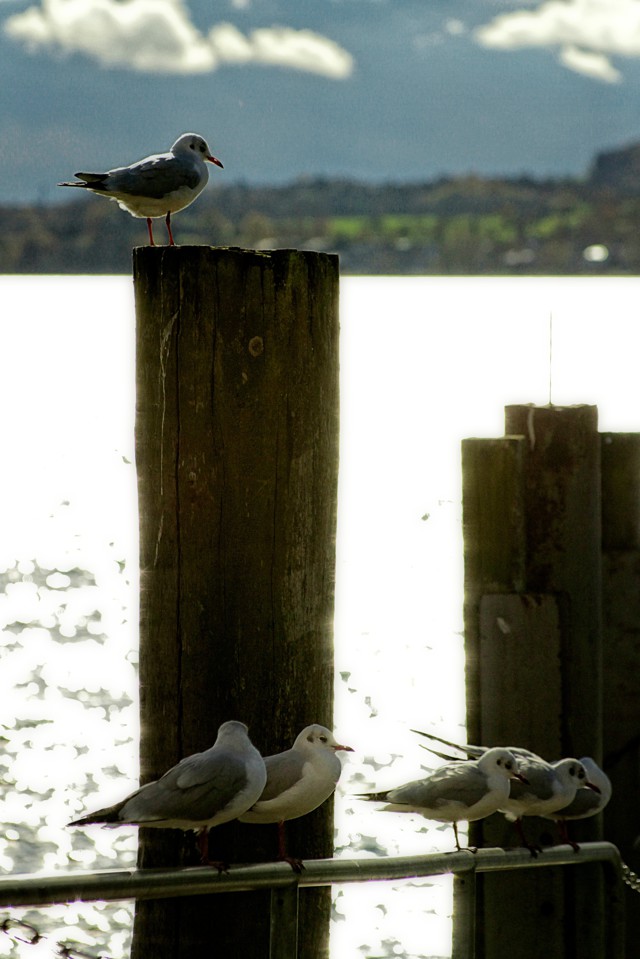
[601,432,640,957]
[131,246,339,959]
[462,405,613,959]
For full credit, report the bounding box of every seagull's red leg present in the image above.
[165,211,175,246]
[514,817,541,858]
[196,827,229,873]
[454,822,478,854]
[452,822,462,851]
[277,821,304,873]
[146,218,155,246]
[557,819,580,853]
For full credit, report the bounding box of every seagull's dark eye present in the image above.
[319,735,328,743]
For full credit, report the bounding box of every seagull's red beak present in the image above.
[208,155,224,168]
[334,743,354,753]
[585,780,601,794]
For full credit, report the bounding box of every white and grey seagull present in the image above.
[542,756,611,848]
[411,729,601,854]
[240,724,353,872]
[58,133,223,246]
[68,720,266,869]
[356,747,527,852]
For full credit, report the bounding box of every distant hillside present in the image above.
[3,141,640,275]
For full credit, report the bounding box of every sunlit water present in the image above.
[0,274,638,958]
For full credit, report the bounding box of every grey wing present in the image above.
[259,751,306,801]
[106,155,200,198]
[511,761,555,801]
[554,788,601,819]
[124,751,248,822]
[393,765,488,810]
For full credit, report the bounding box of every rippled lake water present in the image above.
[0,274,638,958]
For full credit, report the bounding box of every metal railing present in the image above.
[0,841,625,959]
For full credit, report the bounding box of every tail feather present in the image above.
[58,172,108,189]
[354,790,391,803]
[68,804,123,827]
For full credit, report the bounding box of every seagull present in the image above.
[499,756,600,852]
[356,747,527,852]
[411,729,601,854]
[542,757,612,849]
[68,720,266,868]
[58,133,223,246]
[239,724,353,872]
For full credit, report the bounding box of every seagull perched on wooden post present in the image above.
[58,133,223,246]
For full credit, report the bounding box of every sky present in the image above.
[3,0,640,204]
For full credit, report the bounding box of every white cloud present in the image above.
[474,0,640,82]
[444,19,466,37]
[559,43,622,82]
[4,0,354,78]
[209,23,354,78]
[5,0,217,72]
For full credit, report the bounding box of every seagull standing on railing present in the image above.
[239,724,353,872]
[356,747,528,852]
[542,756,611,848]
[68,720,266,870]
[58,133,223,246]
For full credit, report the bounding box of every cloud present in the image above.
[4,0,354,78]
[474,0,640,83]
[5,0,216,72]
[209,22,354,78]
[559,43,622,82]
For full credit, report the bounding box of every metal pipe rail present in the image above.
[0,842,625,959]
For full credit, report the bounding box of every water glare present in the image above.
[0,274,638,957]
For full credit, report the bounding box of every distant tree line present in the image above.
[3,141,640,275]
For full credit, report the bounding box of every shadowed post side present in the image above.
[462,406,606,959]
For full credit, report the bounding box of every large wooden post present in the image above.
[131,246,339,959]
[463,405,608,959]
[601,432,640,957]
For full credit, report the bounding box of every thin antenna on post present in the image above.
[548,311,553,406]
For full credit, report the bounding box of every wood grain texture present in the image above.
[131,246,339,958]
